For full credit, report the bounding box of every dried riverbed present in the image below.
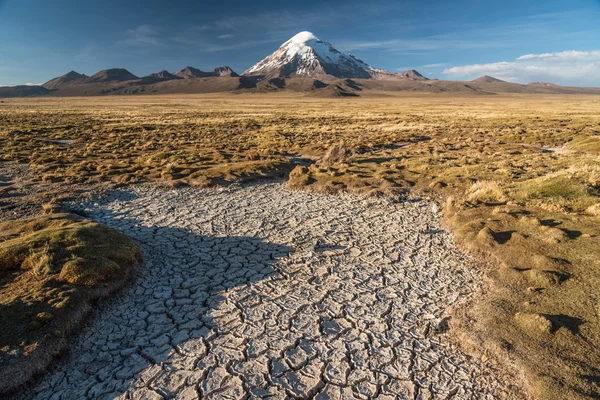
[21,183,520,399]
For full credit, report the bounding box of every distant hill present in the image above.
[140,70,182,83]
[89,69,139,82]
[0,85,51,98]
[212,66,239,77]
[528,82,559,87]
[42,71,87,89]
[401,70,428,80]
[174,66,240,79]
[175,66,216,79]
[147,70,181,80]
[4,74,600,98]
[472,75,506,84]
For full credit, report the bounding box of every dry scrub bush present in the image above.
[22,242,54,276]
[320,141,352,166]
[586,203,600,216]
[466,181,507,204]
[287,166,312,188]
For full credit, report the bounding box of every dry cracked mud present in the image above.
[20,183,520,399]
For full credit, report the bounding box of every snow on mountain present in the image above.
[244,31,381,79]
[243,31,427,80]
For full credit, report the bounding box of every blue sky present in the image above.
[1,0,599,86]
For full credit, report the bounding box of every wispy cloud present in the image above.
[211,10,336,32]
[333,8,599,56]
[172,9,345,51]
[118,25,163,47]
[334,28,511,54]
[516,50,600,61]
[171,10,340,53]
[191,38,282,53]
[336,38,482,53]
[443,50,600,86]
[74,43,99,64]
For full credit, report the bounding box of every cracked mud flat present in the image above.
[21,182,517,399]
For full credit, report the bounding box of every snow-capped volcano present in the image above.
[243,31,376,79]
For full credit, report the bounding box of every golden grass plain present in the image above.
[1,93,600,398]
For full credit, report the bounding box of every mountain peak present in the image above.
[243,31,372,79]
[42,70,88,89]
[175,66,214,79]
[64,70,84,78]
[146,70,181,81]
[401,70,427,80]
[90,68,138,82]
[472,75,505,83]
[212,66,239,77]
[288,31,318,44]
[528,81,558,87]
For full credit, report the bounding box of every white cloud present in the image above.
[192,38,281,53]
[217,34,234,39]
[421,63,446,68]
[516,50,600,61]
[119,25,163,47]
[443,50,600,86]
[335,37,492,53]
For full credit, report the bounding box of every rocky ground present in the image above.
[18,182,521,399]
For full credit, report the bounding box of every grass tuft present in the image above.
[466,181,507,204]
[0,213,141,394]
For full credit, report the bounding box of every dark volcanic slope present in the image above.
[138,70,183,84]
[174,66,216,79]
[212,66,239,77]
[3,72,600,98]
[89,69,139,82]
[357,78,600,95]
[42,71,88,89]
[0,85,51,98]
[402,70,428,80]
[174,66,240,79]
[146,70,181,81]
[472,75,506,84]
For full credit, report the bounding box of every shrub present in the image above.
[466,181,507,204]
[320,141,352,166]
